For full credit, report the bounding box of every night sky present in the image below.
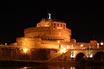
[0,1,104,44]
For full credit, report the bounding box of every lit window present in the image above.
[57,24,59,26]
[60,24,62,27]
[53,23,56,28]
[63,24,65,29]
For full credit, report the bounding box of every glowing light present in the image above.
[70,66,75,69]
[70,51,75,58]
[97,43,99,48]
[71,44,74,49]
[97,43,99,46]
[24,38,27,40]
[62,67,65,69]
[80,44,83,47]
[89,54,93,58]
[60,48,67,53]
[87,53,93,58]
[70,54,75,58]
[60,45,63,48]
[82,48,85,49]
[5,43,7,45]
[100,42,103,46]
[20,67,30,69]
[67,45,70,49]
[57,40,60,44]
[23,48,29,53]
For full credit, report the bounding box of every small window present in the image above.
[54,23,56,25]
[57,24,59,26]
[63,24,65,29]
[53,23,56,28]
[61,24,62,27]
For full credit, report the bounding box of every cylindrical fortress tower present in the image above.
[24,18,71,42]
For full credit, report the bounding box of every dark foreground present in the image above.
[0,61,104,69]
[0,63,104,69]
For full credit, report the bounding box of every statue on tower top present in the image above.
[48,13,51,19]
[36,13,52,27]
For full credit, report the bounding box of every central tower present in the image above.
[24,18,71,42]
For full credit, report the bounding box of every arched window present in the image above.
[63,24,66,29]
[57,24,59,27]
[53,23,56,28]
[60,24,62,27]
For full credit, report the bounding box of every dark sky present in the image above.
[0,0,104,44]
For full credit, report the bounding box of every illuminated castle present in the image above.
[0,14,104,63]
[16,18,71,49]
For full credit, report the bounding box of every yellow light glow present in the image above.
[23,48,29,53]
[67,45,70,49]
[80,44,83,47]
[100,42,103,45]
[87,54,93,58]
[24,38,27,40]
[60,45,63,48]
[20,66,30,69]
[89,54,93,58]
[60,48,67,53]
[57,40,60,44]
[71,44,74,49]
[97,43,99,46]
[97,43,99,48]
[70,66,75,69]
[70,51,75,58]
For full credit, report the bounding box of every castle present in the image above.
[0,17,104,63]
